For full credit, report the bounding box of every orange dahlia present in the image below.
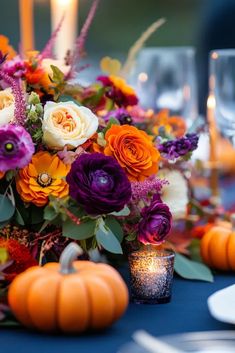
[104,125,160,181]
[153,109,186,138]
[16,151,70,207]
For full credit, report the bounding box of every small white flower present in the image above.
[42,101,99,150]
[159,169,189,220]
[0,88,15,125]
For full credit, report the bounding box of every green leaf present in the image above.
[189,239,203,262]
[0,194,15,222]
[14,208,25,226]
[103,117,120,135]
[96,219,123,254]
[174,253,214,282]
[110,206,130,217]
[125,232,137,241]
[62,219,96,240]
[30,206,44,224]
[50,65,64,84]
[44,205,58,221]
[105,216,124,242]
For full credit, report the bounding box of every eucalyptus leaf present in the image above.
[44,206,57,221]
[96,220,123,254]
[0,194,15,222]
[111,206,130,217]
[14,208,25,226]
[62,219,96,240]
[105,216,124,242]
[174,253,214,282]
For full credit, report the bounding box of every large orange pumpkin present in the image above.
[200,220,235,271]
[8,243,129,333]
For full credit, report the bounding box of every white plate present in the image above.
[118,331,235,353]
[208,284,235,324]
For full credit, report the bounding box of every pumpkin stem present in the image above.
[231,214,235,230]
[60,242,83,274]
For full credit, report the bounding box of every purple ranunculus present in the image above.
[158,133,199,160]
[67,153,132,215]
[0,124,34,172]
[138,196,172,245]
[104,108,133,125]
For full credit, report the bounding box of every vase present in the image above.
[128,249,175,304]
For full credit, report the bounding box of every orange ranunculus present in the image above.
[16,151,70,207]
[0,35,16,60]
[153,109,186,138]
[104,125,160,181]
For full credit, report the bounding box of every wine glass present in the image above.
[128,47,198,127]
[209,49,235,146]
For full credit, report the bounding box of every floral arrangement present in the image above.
[0,1,205,320]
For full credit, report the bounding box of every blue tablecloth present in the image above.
[1,270,235,353]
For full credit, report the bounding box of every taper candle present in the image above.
[50,0,78,61]
[207,93,220,202]
[19,0,35,55]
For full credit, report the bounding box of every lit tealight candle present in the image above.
[128,250,175,304]
[50,0,78,60]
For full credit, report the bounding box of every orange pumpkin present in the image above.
[200,220,235,271]
[8,243,129,333]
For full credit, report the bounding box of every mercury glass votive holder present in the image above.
[128,250,175,304]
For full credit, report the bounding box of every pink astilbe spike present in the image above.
[40,14,65,60]
[67,0,99,79]
[0,71,26,125]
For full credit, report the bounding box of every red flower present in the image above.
[0,238,37,282]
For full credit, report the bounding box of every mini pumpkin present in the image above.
[200,218,235,271]
[8,243,129,333]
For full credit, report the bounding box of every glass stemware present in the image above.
[209,49,235,146]
[129,47,198,127]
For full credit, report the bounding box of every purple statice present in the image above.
[104,108,133,125]
[158,133,199,160]
[138,195,172,245]
[67,153,132,215]
[131,177,168,203]
[0,124,34,172]
[2,57,26,79]
[0,71,26,125]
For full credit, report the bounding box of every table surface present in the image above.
[1,270,235,353]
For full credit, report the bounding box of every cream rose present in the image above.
[41,59,70,77]
[42,101,99,149]
[0,88,15,126]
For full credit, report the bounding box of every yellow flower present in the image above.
[16,152,70,207]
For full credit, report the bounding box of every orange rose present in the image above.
[104,125,160,181]
[16,151,70,207]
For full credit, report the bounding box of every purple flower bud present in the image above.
[138,196,172,245]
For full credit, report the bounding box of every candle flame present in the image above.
[207,94,216,109]
[58,0,72,6]
[211,52,219,60]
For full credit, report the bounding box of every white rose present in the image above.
[159,169,189,220]
[42,101,99,150]
[41,59,70,77]
[0,88,15,126]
